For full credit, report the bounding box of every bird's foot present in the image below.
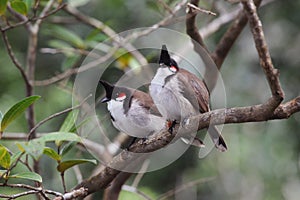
[166,119,178,134]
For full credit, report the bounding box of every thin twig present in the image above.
[199,7,240,39]
[122,185,153,200]
[0,183,62,197]
[187,2,217,16]
[63,5,148,67]
[131,159,150,188]
[73,165,83,183]
[157,0,175,15]
[157,177,215,200]
[26,0,58,142]
[0,31,31,88]
[125,0,187,42]
[0,190,38,199]
[27,94,92,139]
[61,172,67,193]
[0,152,24,181]
[33,44,118,86]
[33,0,187,87]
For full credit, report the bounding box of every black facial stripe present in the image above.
[164,74,175,86]
[109,111,115,122]
[123,95,133,114]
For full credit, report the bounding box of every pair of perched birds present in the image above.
[100,45,227,152]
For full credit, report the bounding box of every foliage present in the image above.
[0,0,299,199]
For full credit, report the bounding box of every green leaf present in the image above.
[60,141,77,157]
[9,172,42,182]
[69,116,92,133]
[45,26,85,48]
[37,132,82,144]
[11,0,27,15]
[62,55,81,70]
[43,147,61,161]
[0,0,8,15]
[23,0,33,11]
[59,110,79,132]
[19,140,45,160]
[0,145,10,169]
[0,169,8,176]
[85,30,108,48]
[0,95,40,132]
[57,159,97,173]
[0,111,3,122]
[10,151,23,166]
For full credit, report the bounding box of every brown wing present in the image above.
[133,90,163,117]
[177,68,210,113]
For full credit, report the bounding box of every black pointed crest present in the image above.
[159,45,171,66]
[100,80,114,103]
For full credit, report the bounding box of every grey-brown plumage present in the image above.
[149,45,227,152]
[100,80,165,138]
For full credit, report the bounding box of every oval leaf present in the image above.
[45,26,85,48]
[43,147,61,161]
[9,172,42,182]
[17,140,45,160]
[0,0,8,16]
[57,159,97,173]
[1,95,40,132]
[37,132,82,144]
[11,0,27,15]
[59,109,79,133]
[0,145,10,169]
[57,110,79,146]
[10,151,23,166]
[60,141,77,157]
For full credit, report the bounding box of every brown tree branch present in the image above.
[241,0,284,111]
[186,0,208,51]
[186,0,263,92]
[103,172,132,200]
[1,96,299,199]
[62,95,300,199]
[0,183,62,199]
[210,0,262,69]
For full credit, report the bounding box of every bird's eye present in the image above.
[116,92,126,101]
[169,65,178,73]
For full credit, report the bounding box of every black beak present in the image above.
[99,80,114,103]
[159,44,171,66]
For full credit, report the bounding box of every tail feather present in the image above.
[208,126,227,152]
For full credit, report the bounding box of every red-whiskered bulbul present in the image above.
[100,80,166,138]
[100,80,205,148]
[149,45,227,152]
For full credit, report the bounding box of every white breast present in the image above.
[150,69,198,121]
[107,99,165,138]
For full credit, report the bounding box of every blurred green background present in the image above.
[0,0,299,199]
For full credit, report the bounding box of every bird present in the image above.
[100,80,166,139]
[100,80,205,148]
[149,45,227,152]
